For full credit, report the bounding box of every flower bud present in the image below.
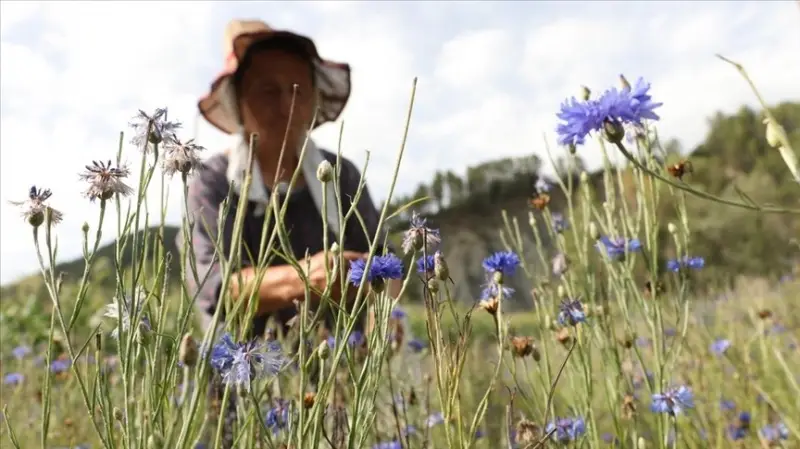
[330,242,340,255]
[556,284,566,298]
[637,436,647,449]
[81,222,90,234]
[620,74,631,91]
[580,86,591,101]
[528,211,536,229]
[667,222,678,234]
[589,222,600,240]
[603,119,625,144]
[580,171,589,183]
[113,407,124,421]
[316,160,333,183]
[434,252,449,281]
[179,334,198,367]
[763,117,781,148]
[492,270,504,285]
[147,432,163,449]
[426,277,439,294]
[317,341,331,360]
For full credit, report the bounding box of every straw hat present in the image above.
[198,19,352,134]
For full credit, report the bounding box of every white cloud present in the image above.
[2,1,799,283]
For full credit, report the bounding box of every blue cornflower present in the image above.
[408,338,426,353]
[11,345,31,360]
[597,236,642,260]
[264,399,291,434]
[416,254,435,274]
[402,211,441,254]
[545,416,586,443]
[480,278,515,300]
[51,359,71,374]
[391,307,406,320]
[425,412,445,427]
[552,213,569,233]
[667,256,705,272]
[558,298,586,326]
[651,385,694,415]
[535,178,551,194]
[482,251,520,277]
[3,373,24,386]
[372,441,401,449]
[728,411,751,440]
[348,254,404,289]
[760,422,789,442]
[556,76,662,147]
[720,399,736,411]
[209,333,287,391]
[710,338,731,356]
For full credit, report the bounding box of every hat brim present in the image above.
[198,30,351,135]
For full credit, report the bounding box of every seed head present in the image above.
[9,186,64,227]
[79,160,133,202]
[510,336,539,361]
[433,251,449,281]
[515,418,541,445]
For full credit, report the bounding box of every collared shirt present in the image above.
[178,139,387,338]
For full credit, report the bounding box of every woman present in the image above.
[182,19,400,340]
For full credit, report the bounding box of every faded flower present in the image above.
[80,160,133,202]
[104,288,152,340]
[9,186,63,227]
[129,108,182,151]
[402,211,441,254]
[162,138,205,177]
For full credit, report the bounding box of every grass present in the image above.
[1,63,799,449]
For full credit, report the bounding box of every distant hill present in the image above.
[3,102,799,307]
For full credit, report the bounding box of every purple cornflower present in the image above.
[348,254,404,289]
[651,385,694,415]
[667,256,705,272]
[129,107,182,151]
[482,251,520,277]
[209,333,287,391]
[326,331,366,349]
[8,186,64,227]
[402,211,441,254]
[597,236,642,260]
[551,213,569,233]
[720,399,736,411]
[3,373,24,386]
[710,338,731,356]
[728,412,750,441]
[372,442,401,449]
[760,422,789,442]
[556,76,662,147]
[416,255,435,274]
[545,416,586,443]
[11,345,31,360]
[558,298,586,326]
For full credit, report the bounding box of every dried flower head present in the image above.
[162,138,205,177]
[529,193,550,210]
[303,392,316,409]
[129,108,182,151]
[510,336,540,361]
[666,160,693,180]
[644,280,666,298]
[479,297,499,315]
[179,334,199,367]
[434,250,449,281]
[515,418,541,445]
[622,393,637,420]
[552,252,569,277]
[104,288,152,340]
[402,211,441,254]
[757,309,773,320]
[555,327,572,346]
[80,160,133,201]
[9,186,64,227]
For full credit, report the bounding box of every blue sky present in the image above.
[1,1,799,284]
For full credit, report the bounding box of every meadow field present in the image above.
[1,67,799,449]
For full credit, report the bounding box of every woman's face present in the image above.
[237,47,316,153]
